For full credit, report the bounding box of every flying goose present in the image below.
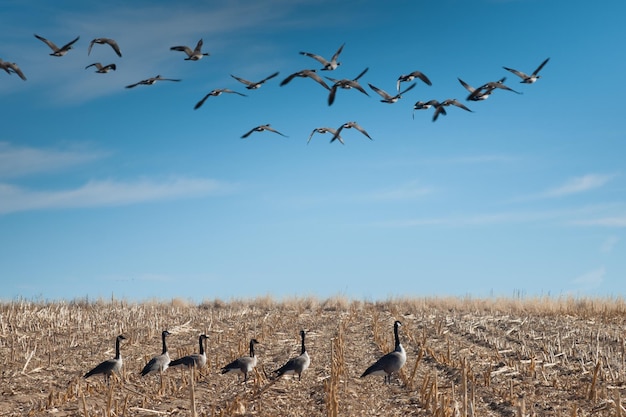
[361,321,406,384]
[85,62,116,73]
[0,60,26,80]
[503,57,550,84]
[412,100,439,119]
[84,335,126,384]
[141,330,171,376]
[368,82,416,104]
[280,69,330,90]
[125,75,181,89]
[88,38,122,57]
[230,71,279,89]
[170,39,210,61]
[274,330,310,380]
[326,67,369,106]
[460,77,521,101]
[428,99,473,122]
[299,43,345,71]
[34,34,79,57]
[307,127,343,145]
[330,121,371,143]
[397,70,432,92]
[221,338,260,382]
[169,334,208,368]
[194,88,247,110]
[241,124,288,139]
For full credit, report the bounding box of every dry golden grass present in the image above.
[1,296,626,416]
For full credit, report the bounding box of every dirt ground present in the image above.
[1,296,625,416]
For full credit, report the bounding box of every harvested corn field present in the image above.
[1,296,626,416]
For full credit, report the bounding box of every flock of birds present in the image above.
[83,321,406,387]
[1,34,550,144]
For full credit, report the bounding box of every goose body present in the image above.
[88,38,122,57]
[141,330,171,376]
[34,34,79,56]
[84,335,126,384]
[241,124,288,139]
[361,321,406,384]
[170,334,208,368]
[299,43,344,71]
[221,338,260,382]
[170,39,209,61]
[503,57,550,83]
[274,330,310,380]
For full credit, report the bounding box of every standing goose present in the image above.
[34,34,79,57]
[230,71,279,89]
[170,39,210,61]
[88,38,122,57]
[169,334,208,369]
[368,82,416,104]
[503,57,550,84]
[361,321,406,384]
[84,335,126,384]
[141,330,171,376]
[274,330,310,380]
[299,43,345,71]
[221,338,260,382]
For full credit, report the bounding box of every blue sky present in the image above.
[2,0,625,302]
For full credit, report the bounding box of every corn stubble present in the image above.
[1,296,626,416]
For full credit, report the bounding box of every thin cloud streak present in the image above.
[0,176,231,214]
[0,142,107,178]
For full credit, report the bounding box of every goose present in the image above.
[368,82,416,104]
[125,75,181,89]
[458,77,513,101]
[221,338,260,382]
[0,60,26,80]
[280,69,330,90]
[88,38,122,57]
[34,34,79,57]
[241,124,288,139]
[169,334,208,368]
[84,335,126,384]
[428,99,473,122]
[230,71,279,89]
[361,321,406,384]
[170,39,209,61]
[326,67,369,106]
[141,330,171,376]
[331,121,371,144]
[412,100,439,119]
[274,330,310,380]
[85,62,116,73]
[503,57,550,84]
[307,127,343,145]
[299,43,345,71]
[194,89,247,110]
[397,70,432,92]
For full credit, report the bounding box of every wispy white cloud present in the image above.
[572,267,605,289]
[543,174,615,197]
[573,216,626,227]
[600,236,620,253]
[0,142,107,178]
[0,176,232,215]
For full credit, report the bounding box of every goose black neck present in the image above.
[300,331,306,355]
[394,322,401,349]
[249,340,255,357]
[198,335,205,355]
[161,332,168,354]
[115,336,122,359]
